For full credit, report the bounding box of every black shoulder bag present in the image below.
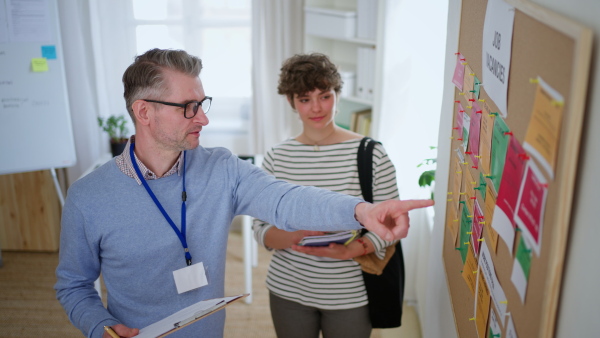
[357,136,405,329]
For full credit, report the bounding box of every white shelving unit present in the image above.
[304,0,384,135]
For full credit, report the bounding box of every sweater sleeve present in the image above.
[54,189,119,338]
[252,148,277,249]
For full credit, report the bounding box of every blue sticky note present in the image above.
[41,45,57,60]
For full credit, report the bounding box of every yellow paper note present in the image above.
[523,77,564,179]
[31,58,49,72]
[484,184,499,251]
[463,65,476,101]
[447,199,460,246]
[462,245,478,295]
[475,265,491,338]
[479,101,495,174]
[452,155,464,213]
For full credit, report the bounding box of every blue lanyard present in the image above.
[130,143,192,266]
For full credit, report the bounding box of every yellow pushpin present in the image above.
[478,99,485,102]
[469,317,476,321]
[500,300,508,304]
[529,78,539,84]
[462,62,468,65]
[466,232,472,234]
[464,242,470,245]
[478,238,485,242]
[459,92,466,95]
[551,100,564,107]
[473,270,478,274]
[448,192,453,195]
[469,73,475,76]
[447,199,453,202]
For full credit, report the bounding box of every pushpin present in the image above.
[456,171,462,174]
[473,270,478,274]
[470,196,476,200]
[466,231,472,234]
[529,78,539,84]
[469,99,475,102]
[551,100,564,107]
[469,317,476,321]
[462,162,468,165]
[469,73,475,76]
[504,131,513,136]
[472,166,478,169]
[457,138,463,141]
[478,99,486,102]
[466,105,473,109]
[455,100,460,103]
[500,300,508,304]
[447,199,453,202]
[465,151,472,154]
[478,238,484,241]
[489,112,498,116]
[459,92,466,95]
[474,155,481,158]
[469,90,476,93]
[464,242,470,245]
[462,62,468,65]
[476,110,482,114]
[448,192,453,195]
[460,58,466,61]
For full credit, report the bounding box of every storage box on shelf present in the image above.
[304,0,382,136]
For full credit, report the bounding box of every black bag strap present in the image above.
[357,137,379,203]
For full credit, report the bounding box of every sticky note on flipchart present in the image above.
[31,58,49,72]
[41,45,57,59]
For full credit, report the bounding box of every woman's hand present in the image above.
[292,237,374,260]
[264,228,327,250]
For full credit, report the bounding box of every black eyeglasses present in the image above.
[143,96,212,119]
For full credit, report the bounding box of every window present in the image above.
[130,0,252,153]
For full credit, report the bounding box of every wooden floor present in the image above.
[0,232,421,337]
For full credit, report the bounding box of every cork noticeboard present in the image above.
[442,1,592,338]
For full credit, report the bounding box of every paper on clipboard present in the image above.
[136,294,248,338]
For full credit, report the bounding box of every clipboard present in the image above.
[135,294,249,338]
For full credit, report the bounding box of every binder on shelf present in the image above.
[356,0,378,40]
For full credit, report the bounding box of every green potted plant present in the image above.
[417,146,437,200]
[98,115,130,156]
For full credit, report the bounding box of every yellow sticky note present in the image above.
[461,246,478,295]
[31,58,49,72]
[484,184,499,252]
[475,266,491,338]
[523,78,564,178]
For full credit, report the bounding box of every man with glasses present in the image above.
[55,48,433,338]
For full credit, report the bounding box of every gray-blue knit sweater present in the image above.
[55,146,363,338]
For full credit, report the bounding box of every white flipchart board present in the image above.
[0,0,76,175]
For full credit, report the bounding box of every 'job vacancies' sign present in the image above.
[482,0,515,118]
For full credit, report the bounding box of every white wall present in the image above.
[425,0,600,337]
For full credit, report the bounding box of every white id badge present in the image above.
[172,262,208,294]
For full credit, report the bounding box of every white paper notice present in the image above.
[511,255,527,304]
[505,313,519,338]
[492,204,516,254]
[479,241,508,326]
[489,308,501,337]
[173,262,208,294]
[482,0,515,118]
[0,1,9,43]
[7,0,51,42]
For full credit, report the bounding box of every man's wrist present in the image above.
[354,202,367,228]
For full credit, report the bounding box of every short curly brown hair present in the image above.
[277,53,342,108]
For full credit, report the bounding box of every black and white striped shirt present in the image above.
[253,138,400,310]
